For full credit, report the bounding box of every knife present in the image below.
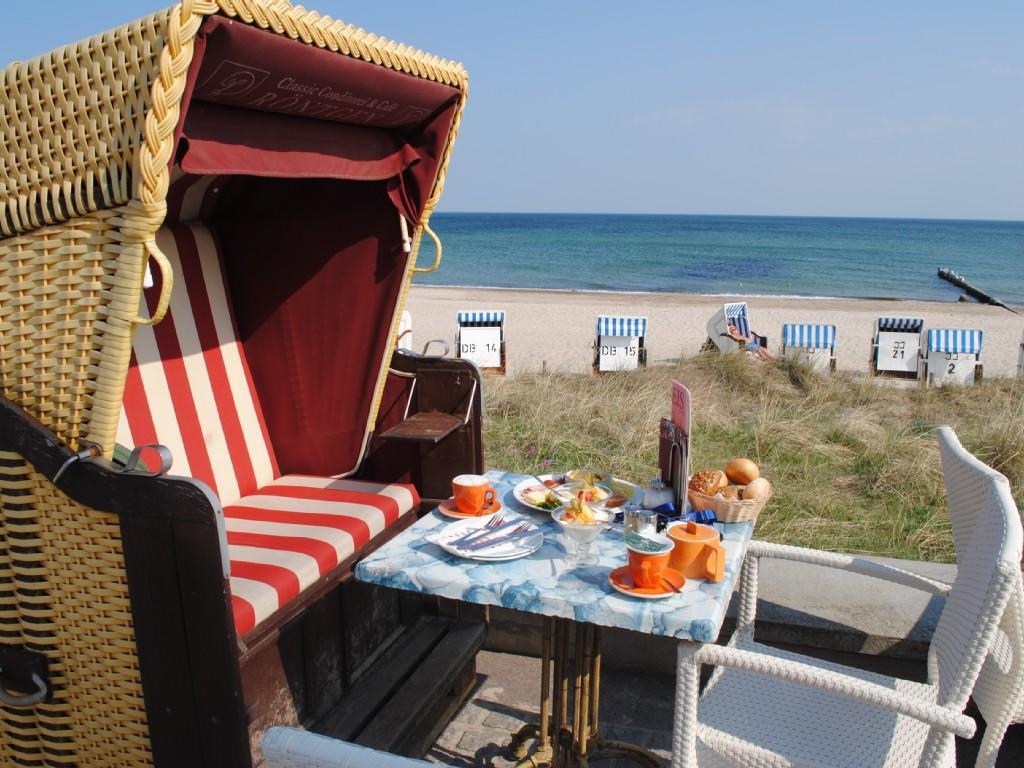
[453,519,519,548]
[462,524,532,552]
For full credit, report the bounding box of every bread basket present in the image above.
[688,485,772,523]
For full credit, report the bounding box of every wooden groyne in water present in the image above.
[938,267,1019,314]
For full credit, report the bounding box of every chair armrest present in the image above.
[691,643,975,739]
[746,540,951,596]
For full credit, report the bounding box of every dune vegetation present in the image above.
[482,354,1024,562]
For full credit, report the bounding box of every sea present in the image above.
[414,214,1024,306]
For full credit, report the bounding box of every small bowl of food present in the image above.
[565,468,611,486]
[551,498,612,564]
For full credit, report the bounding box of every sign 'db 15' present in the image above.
[595,315,648,373]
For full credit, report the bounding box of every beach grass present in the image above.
[482,355,1024,562]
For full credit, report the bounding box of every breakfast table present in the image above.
[355,470,755,767]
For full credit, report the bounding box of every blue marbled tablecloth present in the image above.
[355,470,754,642]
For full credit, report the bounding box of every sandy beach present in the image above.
[405,285,1024,378]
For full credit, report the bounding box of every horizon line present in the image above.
[433,211,1024,225]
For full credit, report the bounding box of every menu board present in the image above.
[670,379,692,512]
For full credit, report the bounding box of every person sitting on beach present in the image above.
[727,323,775,361]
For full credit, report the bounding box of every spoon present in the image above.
[662,576,682,593]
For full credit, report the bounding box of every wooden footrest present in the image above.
[315,616,485,757]
[380,412,464,443]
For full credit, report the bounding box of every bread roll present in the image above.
[726,458,760,485]
[743,477,771,501]
[689,470,728,496]
[720,485,742,501]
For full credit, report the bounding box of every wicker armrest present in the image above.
[731,540,950,644]
[691,643,976,739]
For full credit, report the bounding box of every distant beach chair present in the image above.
[594,315,648,372]
[922,328,984,386]
[456,309,506,373]
[397,310,413,351]
[870,316,924,378]
[704,302,768,356]
[1018,328,1024,376]
[781,323,836,372]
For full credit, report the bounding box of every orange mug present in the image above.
[666,521,725,582]
[452,474,496,515]
[626,534,673,588]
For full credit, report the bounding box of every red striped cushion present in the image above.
[117,220,279,505]
[119,173,421,638]
[226,475,419,636]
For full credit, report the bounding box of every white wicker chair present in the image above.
[672,426,1023,768]
[968,557,1023,768]
[262,727,449,768]
[939,432,1024,768]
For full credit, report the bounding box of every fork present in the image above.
[464,522,532,551]
[452,514,505,546]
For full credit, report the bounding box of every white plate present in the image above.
[427,515,543,561]
[511,474,626,514]
[511,474,568,513]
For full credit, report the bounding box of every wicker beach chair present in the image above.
[0,3,475,766]
[870,316,925,378]
[704,302,768,356]
[456,309,506,373]
[672,426,1022,768]
[780,322,836,372]
[594,315,648,372]
[922,328,984,386]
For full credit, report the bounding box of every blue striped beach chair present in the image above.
[923,328,984,386]
[704,302,768,355]
[781,323,837,372]
[870,316,924,378]
[456,309,506,373]
[595,315,648,372]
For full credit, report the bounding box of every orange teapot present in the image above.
[665,521,725,582]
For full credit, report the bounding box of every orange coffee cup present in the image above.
[452,474,496,515]
[626,534,674,588]
[666,521,725,582]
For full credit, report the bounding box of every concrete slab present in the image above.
[751,554,955,658]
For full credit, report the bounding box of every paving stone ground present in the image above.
[427,650,674,767]
[426,650,1022,767]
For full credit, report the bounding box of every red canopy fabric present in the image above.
[179,101,421,182]
[174,15,461,221]
[190,16,458,130]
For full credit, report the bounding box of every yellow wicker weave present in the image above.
[0,452,152,766]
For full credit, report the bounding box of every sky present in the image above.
[3,2,1022,220]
